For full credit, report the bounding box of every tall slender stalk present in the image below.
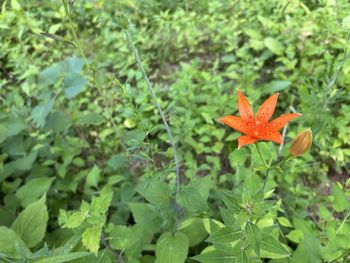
[61,0,131,164]
[124,30,181,195]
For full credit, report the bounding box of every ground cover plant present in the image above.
[1,0,350,262]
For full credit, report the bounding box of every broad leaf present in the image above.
[156,232,189,263]
[82,225,102,256]
[16,177,54,207]
[11,195,48,248]
[0,226,30,256]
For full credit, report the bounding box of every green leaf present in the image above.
[221,191,241,213]
[179,218,208,247]
[245,222,261,256]
[264,37,284,55]
[263,80,291,94]
[31,98,55,128]
[206,226,242,243]
[108,225,136,251]
[292,233,323,263]
[137,176,172,208]
[106,154,128,171]
[39,64,61,86]
[64,72,87,99]
[0,226,30,256]
[33,252,91,263]
[87,165,100,188]
[156,232,189,263]
[127,202,156,224]
[260,233,290,258]
[91,187,113,216]
[286,230,304,244]
[178,184,208,212]
[16,177,54,207]
[192,249,237,263]
[11,195,48,248]
[61,57,85,73]
[82,225,102,256]
[277,217,293,228]
[63,211,86,229]
[229,148,248,166]
[78,112,104,126]
[332,183,350,212]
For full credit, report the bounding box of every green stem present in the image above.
[255,143,269,169]
[258,168,270,199]
[269,155,293,170]
[124,30,180,196]
[61,0,131,165]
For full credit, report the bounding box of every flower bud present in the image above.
[289,129,312,156]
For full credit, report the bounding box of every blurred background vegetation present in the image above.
[1,0,350,262]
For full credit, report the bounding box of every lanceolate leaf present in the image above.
[206,226,242,243]
[245,222,261,256]
[192,250,237,263]
[34,251,91,263]
[260,233,290,258]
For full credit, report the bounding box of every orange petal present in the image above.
[258,130,283,144]
[218,116,250,134]
[237,90,254,123]
[256,93,279,124]
[268,113,301,130]
[238,135,257,148]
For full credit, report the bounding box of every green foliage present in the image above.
[1,0,350,261]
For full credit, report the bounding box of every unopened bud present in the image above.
[289,129,312,156]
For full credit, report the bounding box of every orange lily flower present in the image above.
[219,90,301,149]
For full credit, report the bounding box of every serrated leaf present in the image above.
[33,252,91,263]
[82,226,102,256]
[0,226,30,256]
[221,191,241,213]
[192,250,237,263]
[155,232,189,263]
[264,37,284,55]
[332,183,350,212]
[178,184,208,212]
[39,64,61,86]
[260,233,290,257]
[206,226,242,243]
[87,165,100,187]
[31,99,55,128]
[11,195,48,248]
[63,212,86,229]
[16,177,54,207]
[108,225,136,250]
[229,148,248,166]
[245,222,261,256]
[137,176,172,208]
[64,72,87,99]
[91,187,113,215]
[219,207,236,226]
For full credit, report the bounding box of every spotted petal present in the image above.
[218,116,250,135]
[238,135,258,149]
[268,113,301,130]
[237,90,254,123]
[256,93,279,124]
[258,130,283,144]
